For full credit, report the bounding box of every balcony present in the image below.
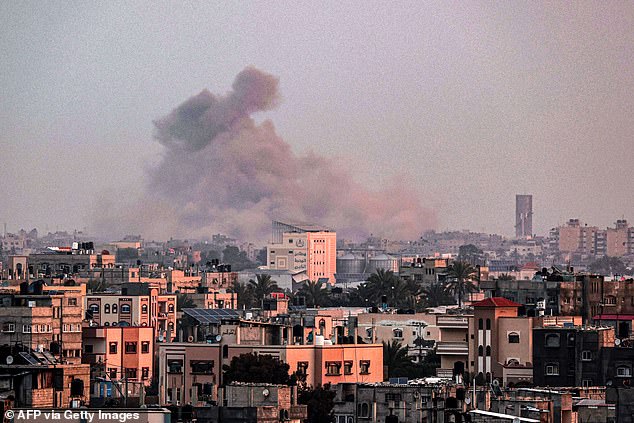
[436,316,469,329]
[436,341,469,356]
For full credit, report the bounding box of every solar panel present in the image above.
[32,351,49,364]
[19,352,40,366]
[42,351,57,364]
[183,308,239,324]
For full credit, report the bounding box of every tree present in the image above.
[229,280,255,309]
[588,256,627,276]
[249,274,280,306]
[419,283,454,309]
[222,353,291,385]
[177,293,196,311]
[364,269,412,307]
[383,340,413,379]
[458,244,484,265]
[222,246,255,271]
[298,384,336,423]
[445,261,478,307]
[298,280,329,307]
[497,273,514,281]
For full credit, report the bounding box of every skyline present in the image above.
[2,2,634,239]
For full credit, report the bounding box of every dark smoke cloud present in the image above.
[100,67,436,241]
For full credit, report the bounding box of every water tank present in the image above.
[336,254,365,274]
[367,254,397,273]
[314,335,325,346]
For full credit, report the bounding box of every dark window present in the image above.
[508,332,520,343]
[486,346,491,356]
[112,304,118,313]
[68,298,77,306]
[486,319,491,330]
[168,359,183,374]
[191,360,214,374]
[326,361,341,375]
[120,304,131,314]
[344,361,353,375]
[478,319,483,330]
[109,342,117,354]
[142,367,150,380]
[222,345,228,358]
[84,344,93,353]
[104,304,110,313]
[125,342,137,354]
[141,341,150,354]
[297,362,309,375]
[478,346,483,356]
[108,368,117,379]
[125,368,137,379]
[545,333,560,348]
[359,360,371,374]
[142,304,148,313]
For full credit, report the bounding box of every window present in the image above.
[357,403,370,418]
[508,332,520,343]
[545,333,561,348]
[222,345,228,358]
[545,363,560,376]
[112,304,118,313]
[109,342,118,354]
[485,346,491,356]
[2,322,15,333]
[125,342,137,354]
[478,346,483,357]
[385,393,402,403]
[393,328,403,338]
[22,325,31,333]
[486,319,491,330]
[297,362,309,375]
[108,368,117,379]
[604,296,617,305]
[120,304,131,314]
[617,366,632,377]
[104,304,110,314]
[581,350,592,361]
[366,328,373,339]
[168,304,175,313]
[125,368,137,379]
[582,379,592,388]
[344,361,353,375]
[141,341,150,354]
[85,344,94,354]
[142,367,150,380]
[142,304,148,313]
[478,319,483,330]
[190,360,214,374]
[68,298,77,306]
[326,361,341,375]
[359,360,371,375]
[168,359,183,374]
[89,304,100,314]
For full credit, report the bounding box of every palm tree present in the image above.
[364,269,400,305]
[229,280,255,309]
[249,274,280,307]
[419,282,453,309]
[298,280,329,307]
[383,340,412,379]
[445,261,478,308]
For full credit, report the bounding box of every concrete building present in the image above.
[82,326,155,400]
[515,195,533,238]
[267,221,337,284]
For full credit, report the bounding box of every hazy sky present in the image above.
[1,1,633,240]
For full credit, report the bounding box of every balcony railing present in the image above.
[436,341,469,355]
[436,316,469,328]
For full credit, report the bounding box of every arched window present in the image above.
[112,304,118,313]
[486,346,491,356]
[168,304,175,313]
[508,332,520,343]
[486,319,491,330]
[104,304,110,314]
[120,304,131,314]
[486,372,491,383]
[89,304,99,313]
[545,333,560,348]
[393,328,403,338]
[478,319,483,330]
[142,304,148,313]
[478,346,483,357]
[617,366,632,377]
[222,345,229,358]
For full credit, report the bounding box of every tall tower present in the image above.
[515,195,533,238]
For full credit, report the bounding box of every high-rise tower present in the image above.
[515,195,533,238]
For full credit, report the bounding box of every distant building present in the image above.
[267,221,337,284]
[515,195,533,238]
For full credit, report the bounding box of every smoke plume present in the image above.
[104,67,436,241]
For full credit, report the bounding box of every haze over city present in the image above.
[2,2,634,240]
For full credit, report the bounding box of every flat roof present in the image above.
[469,410,540,422]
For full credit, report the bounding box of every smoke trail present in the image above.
[100,67,436,241]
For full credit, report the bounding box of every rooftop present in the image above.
[472,297,522,308]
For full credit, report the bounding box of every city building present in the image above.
[516,195,533,238]
[267,221,337,284]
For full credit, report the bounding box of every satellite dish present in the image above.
[465,397,471,405]
[413,391,420,399]
[615,338,622,346]
[187,336,194,342]
[492,379,500,387]
[262,388,270,397]
[6,356,13,365]
[216,335,222,342]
